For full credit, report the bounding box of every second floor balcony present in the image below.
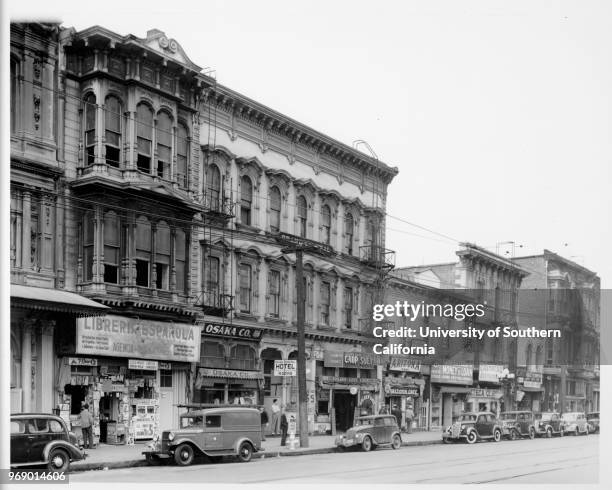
[196,289,234,317]
[360,245,395,270]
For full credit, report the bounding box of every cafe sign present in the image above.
[76,315,201,362]
[324,351,385,368]
[202,323,262,341]
[384,384,420,397]
[431,364,474,385]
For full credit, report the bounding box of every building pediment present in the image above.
[138,29,201,72]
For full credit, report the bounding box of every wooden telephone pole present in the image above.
[276,232,333,449]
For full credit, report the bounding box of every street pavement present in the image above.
[69,433,599,484]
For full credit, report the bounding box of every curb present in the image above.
[69,438,442,473]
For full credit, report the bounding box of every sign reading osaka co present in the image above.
[203,323,262,340]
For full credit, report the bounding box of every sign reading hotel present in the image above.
[274,360,297,377]
[431,364,474,385]
[389,357,421,373]
[77,315,201,362]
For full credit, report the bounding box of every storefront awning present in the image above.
[520,386,544,392]
[11,284,109,317]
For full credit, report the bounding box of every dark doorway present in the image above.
[334,391,357,431]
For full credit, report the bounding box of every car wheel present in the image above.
[237,442,253,462]
[493,429,502,442]
[361,436,373,452]
[391,434,401,450]
[509,429,518,441]
[574,429,579,436]
[546,427,553,438]
[174,443,195,466]
[529,427,535,439]
[146,454,163,466]
[466,430,477,444]
[47,448,70,472]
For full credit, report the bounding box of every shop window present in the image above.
[136,103,153,173]
[268,270,280,318]
[103,211,120,284]
[84,93,96,165]
[160,370,172,388]
[206,164,221,211]
[135,216,151,287]
[175,228,186,293]
[344,287,353,328]
[339,368,357,378]
[360,369,375,379]
[229,344,256,370]
[156,111,172,179]
[297,195,307,238]
[238,264,252,313]
[320,281,331,325]
[321,205,331,244]
[344,213,354,255]
[240,175,253,225]
[270,186,281,232]
[176,123,189,188]
[104,95,122,167]
[155,221,170,290]
[205,415,221,428]
[82,210,94,282]
[323,367,335,377]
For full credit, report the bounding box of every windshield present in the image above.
[536,413,553,420]
[180,416,203,428]
[356,418,374,426]
[500,413,517,420]
[561,413,577,421]
[457,414,477,422]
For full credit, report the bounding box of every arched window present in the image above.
[229,344,256,370]
[176,123,189,188]
[344,213,354,255]
[297,195,307,238]
[104,96,122,167]
[535,345,543,368]
[175,228,186,293]
[270,186,281,233]
[206,165,221,212]
[321,204,331,245]
[135,216,151,287]
[136,103,153,173]
[82,209,94,281]
[84,94,97,165]
[103,211,120,284]
[238,263,252,313]
[156,111,172,179]
[155,221,170,290]
[200,341,225,368]
[526,343,533,368]
[240,175,253,225]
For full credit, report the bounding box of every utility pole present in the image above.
[276,232,333,449]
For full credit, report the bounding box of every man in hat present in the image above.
[80,403,94,449]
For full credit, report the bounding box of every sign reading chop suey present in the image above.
[76,315,201,362]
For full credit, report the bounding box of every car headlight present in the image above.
[168,432,175,441]
[355,433,364,440]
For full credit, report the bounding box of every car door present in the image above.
[28,418,53,463]
[10,419,30,464]
[204,415,224,451]
[475,415,489,436]
[518,413,527,434]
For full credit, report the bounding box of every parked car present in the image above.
[561,412,589,436]
[534,412,565,438]
[143,406,262,465]
[335,415,402,452]
[586,412,600,434]
[10,413,86,472]
[500,411,536,440]
[443,412,503,444]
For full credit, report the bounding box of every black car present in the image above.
[534,412,565,437]
[11,413,86,472]
[587,412,600,434]
[500,411,536,440]
[443,412,503,444]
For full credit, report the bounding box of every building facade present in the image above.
[10,22,399,440]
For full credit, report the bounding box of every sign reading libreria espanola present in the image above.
[76,315,201,362]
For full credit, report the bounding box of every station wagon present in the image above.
[500,411,536,440]
[335,415,402,452]
[143,406,262,465]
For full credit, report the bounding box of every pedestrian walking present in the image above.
[80,403,94,449]
[405,407,414,434]
[392,404,402,429]
[259,406,269,441]
[280,411,288,446]
[270,399,280,434]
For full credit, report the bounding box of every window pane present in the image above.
[105,97,121,132]
[136,104,153,137]
[156,112,172,146]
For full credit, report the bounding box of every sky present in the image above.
[7,0,612,286]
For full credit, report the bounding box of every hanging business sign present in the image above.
[68,357,98,367]
[128,359,159,371]
[478,364,505,383]
[202,323,263,341]
[199,368,264,380]
[389,357,421,373]
[431,364,474,385]
[76,315,201,362]
[324,351,385,369]
[274,360,297,377]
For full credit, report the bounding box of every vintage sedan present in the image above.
[500,411,536,440]
[443,412,503,444]
[335,415,402,452]
[562,412,589,436]
[143,406,262,465]
[534,412,565,437]
[11,413,86,472]
[586,412,600,434]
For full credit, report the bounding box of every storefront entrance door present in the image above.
[334,391,356,432]
[159,388,174,430]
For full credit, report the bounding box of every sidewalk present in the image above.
[70,430,443,473]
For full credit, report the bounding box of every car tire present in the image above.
[146,454,163,466]
[466,430,477,444]
[174,443,195,466]
[493,429,502,442]
[529,427,535,439]
[237,442,253,463]
[391,434,401,450]
[47,448,70,472]
[546,427,553,438]
[361,436,373,452]
[510,429,518,441]
[574,429,579,436]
